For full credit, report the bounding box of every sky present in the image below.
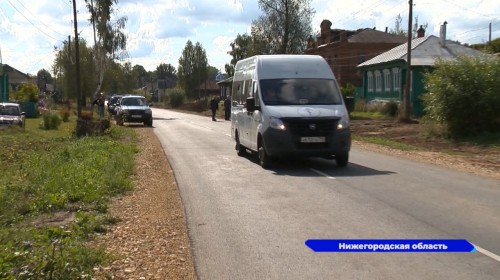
[0,0,498,76]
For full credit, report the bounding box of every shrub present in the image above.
[59,108,70,122]
[167,88,186,108]
[380,101,399,117]
[40,112,62,130]
[423,56,500,137]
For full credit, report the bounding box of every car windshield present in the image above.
[110,96,122,104]
[260,78,343,106]
[121,98,146,106]
[0,105,21,116]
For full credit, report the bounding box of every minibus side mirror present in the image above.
[246,97,258,112]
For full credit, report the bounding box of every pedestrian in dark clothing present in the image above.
[93,92,106,119]
[210,97,219,121]
[224,96,231,120]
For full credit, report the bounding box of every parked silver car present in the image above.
[0,103,25,128]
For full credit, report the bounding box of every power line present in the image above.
[12,0,67,38]
[5,0,65,43]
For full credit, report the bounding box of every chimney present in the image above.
[440,21,448,47]
[417,25,425,38]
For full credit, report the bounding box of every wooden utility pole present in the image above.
[401,0,413,122]
[72,0,82,119]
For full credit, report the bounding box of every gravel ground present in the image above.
[90,122,498,279]
[92,127,196,280]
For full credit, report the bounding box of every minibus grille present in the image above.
[283,118,339,137]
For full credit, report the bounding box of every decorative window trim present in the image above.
[384,69,391,91]
[393,67,400,91]
[375,70,382,92]
[367,71,373,93]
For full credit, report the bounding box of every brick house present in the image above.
[304,20,407,91]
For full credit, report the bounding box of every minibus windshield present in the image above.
[260,78,343,106]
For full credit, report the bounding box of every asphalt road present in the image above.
[152,108,500,280]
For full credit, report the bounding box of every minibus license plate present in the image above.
[301,137,325,143]
[131,115,142,118]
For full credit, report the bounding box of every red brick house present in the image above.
[304,20,407,88]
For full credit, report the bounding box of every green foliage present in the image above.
[12,83,39,102]
[177,40,208,99]
[168,87,186,108]
[380,101,399,117]
[0,116,137,277]
[40,112,62,130]
[422,56,500,137]
[252,0,314,54]
[340,83,356,98]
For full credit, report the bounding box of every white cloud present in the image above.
[0,0,498,75]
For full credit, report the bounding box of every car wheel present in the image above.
[335,152,349,167]
[145,119,153,127]
[235,132,246,157]
[258,143,272,169]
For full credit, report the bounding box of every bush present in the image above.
[423,56,500,137]
[167,88,186,108]
[381,101,399,117]
[40,112,62,130]
[59,108,70,122]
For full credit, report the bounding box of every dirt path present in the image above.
[92,127,197,279]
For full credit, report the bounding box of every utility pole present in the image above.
[489,22,492,44]
[401,0,413,122]
[72,0,82,119]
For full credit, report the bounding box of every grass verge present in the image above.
[0,116,137,279]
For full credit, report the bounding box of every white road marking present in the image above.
[473,244,500,262]
[310,168,336,180]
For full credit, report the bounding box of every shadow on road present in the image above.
[242,154,395,178]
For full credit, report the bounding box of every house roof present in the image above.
[358,35,488,67]
[348,28,408,44]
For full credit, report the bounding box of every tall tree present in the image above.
[36,69,53,92]
[225,33,269,77]
[85,0,128,99]
[53,38,96,102]
[177,41,208,100]
[156,63,177,79]
[132,64,147,88]
[251,0,314,54]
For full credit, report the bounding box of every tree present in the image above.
[471,38,500,54]
[132,64,148,88]
[177,41,208,100]
[156,63,177,79]
[390,14,429,38]
[85,0,128,99]
[251,0,314,54]
[53,38,96,102]
[36,69,53,93]
[225,33,268,76]
[422,56,500,137]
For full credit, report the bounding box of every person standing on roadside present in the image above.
[93,92,106,119]
[210,96,219,121]
[224,96,231,120]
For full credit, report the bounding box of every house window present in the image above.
[375,70,382,92]
[367,71,373,93]
[393,68,400,91]
[384,69,391,91]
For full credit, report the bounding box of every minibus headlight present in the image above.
[270,117,286,130]
[337,115,349,130]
